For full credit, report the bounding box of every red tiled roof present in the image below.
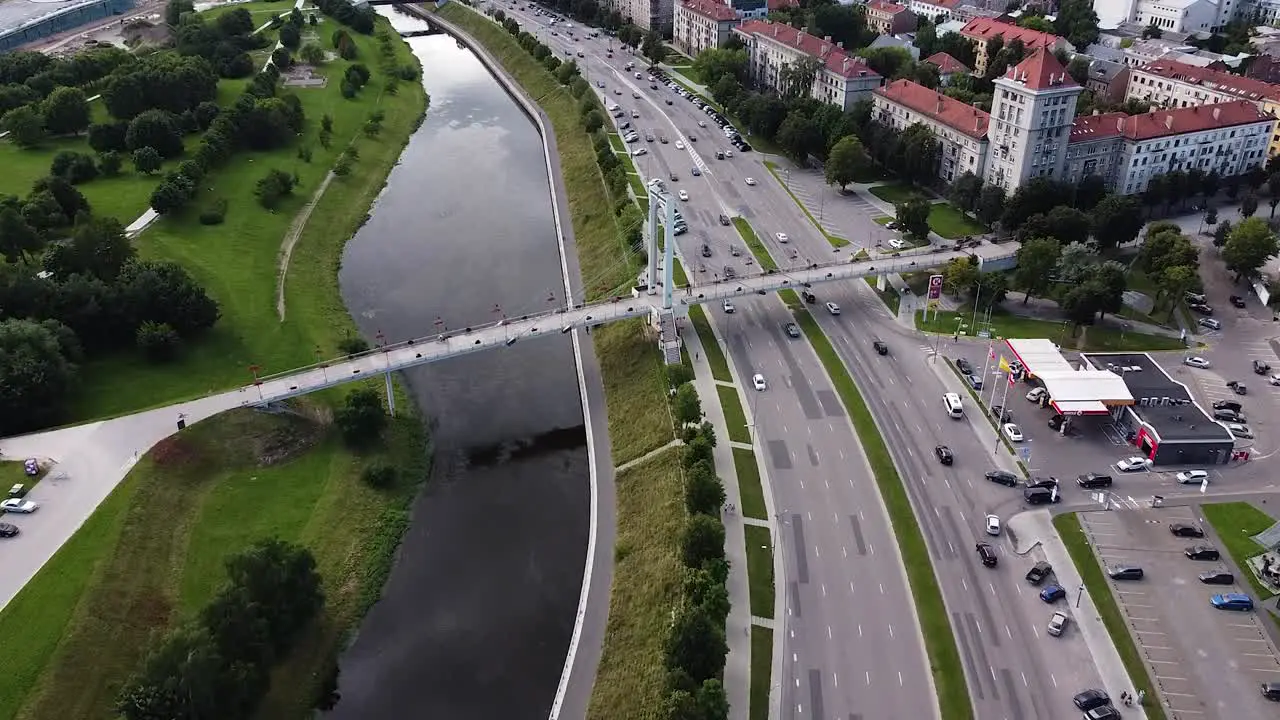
[679,0,737,22]
[1001,47,1076,90]
[874,78,991,138]
[1137,60,1280,103]
[735,19,882,80]
[866,0,909,14]
[767,0,798,9]
[961,18,1062,50]
[1068,101,1274,144]
[924,51,970,74]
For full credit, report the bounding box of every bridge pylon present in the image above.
[644,186,683,365]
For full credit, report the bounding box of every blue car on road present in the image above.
[1211,593,1254,611]
[1040,584,1066,603]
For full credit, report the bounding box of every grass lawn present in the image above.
[902,270,934,295]
[0,460,42,495]
[608,132,625,152]
[717,385,750,444]
[928,203,985,239]
[1054,513,1167,720]
[0,134,164,223]
[916,308,1188,352]
[744,525,774,619]
[670,65,702,85]
[732,217,778,272]
[688,305,730,382]
[595,319,675,465]
[864,277,901,315]
[1202,502,1277,599]
[585,447,685,720]
[672,255,689,287]
[750,626,773,720]
[0,408,427,720]
[762,161,849,247]
[868,182,927,205]
[733,447,766,520]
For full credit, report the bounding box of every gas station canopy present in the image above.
[1004,339,1133,415]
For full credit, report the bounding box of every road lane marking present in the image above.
[821,583,826,596]
[850,581,856,595]
[828,625,832,639]
[899,671,903,687]
[1050,673,1057,688]
[814,546,820,558]
[1006,625,1013,639]
[858,624,863,637]
[879,583,885,594]
[833,672,838,688]
[975,618,983,634]
[1031,624,1039,638]
[1021,671,1028,687]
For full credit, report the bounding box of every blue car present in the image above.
[1211,593,1254,611]
[1040,584,1066,603]
[967,374,984,390]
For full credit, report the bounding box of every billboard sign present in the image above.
[927,274,944,300]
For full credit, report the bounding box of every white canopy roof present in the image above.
[1005,339,1133,415]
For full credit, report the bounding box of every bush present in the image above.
[338,334,369,356]
[98,150,123,177]
[51,151,99,184]
[136,320,181,361]
[255,168,297,209]
[335,388,386,448]
[199,198,228,225]
[361,463,398,489]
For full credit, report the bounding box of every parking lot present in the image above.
[1078,505,1280,719]
[1176,345,1278,457]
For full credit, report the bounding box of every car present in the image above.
[986,470,1019,487]
[976,542,998,567]
[0,522,17,538]
[1185,545,1220,561]
[596,79,605,88]
[687,134,696,142]
[1040,584,1066,603]
[783,322,801,339]
[1108,565,1144,580]
[955,358,974,374]
[1077,473,1112,489]
[775,232,789,243]
[745,177,757,186]
[724,149,734,158]
[1026,387,1047,403]
[990,405,1012,423]
[691,167,701,176]
[1026,561,1053,585]
[645,133,654,142]
[800,290,816,304]
[1227,423,1254,439]
[675,140,684,149]
[1176,470,1209,485]
[885,220,902,230]
[966,374,984,390]
[935,445,954,465]
[729,245,741,256]
[660,135,669,144]
[722,299,734,313]
[631,148,647,156]
[631,110,640,118]
[1073,690,1111,711]
[1272,374,1280,386]
[1002,423,1023,442]
[1230,295,1248,308]
[1025,476,1059,490]
[1199,569,1235,584]
[632,91,640,98]
[1263,682,1280,701]
[752,373,766,391]
[887,238,906,249]
[723,266,736,279]
[1255,359,1272,374]
[1170,523,1205,538]
[614,88,622,95]
[698,120,706,127]
[825,302,841,315]
[1024,487,1059,505]
[678,190,689,201]
[0,498,37,513]
[985,514,1001,536]
[1183,356,1211,368]
[1211,592,1254,611]
[1189,302,1214,314]
[1047,611,1070,637]
[1213,400,1243,412]
[1115,456,1152,472]
[1197,317,1222,331]
[1084,706,1122,720]
[872,340,888,355]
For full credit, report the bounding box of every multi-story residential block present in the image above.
[1093,0,1235,33]
[612,0,675,34]
[905,0,961,22]
[1246,0,1280,24]
[864,0,918,34]
[960,18,1073,75]
[733,19,883,110]
[985,48,1082,192]
[873,78,991,182]
[673,0,739,56]
[1125,59,1280,155]
[924,51,972,84]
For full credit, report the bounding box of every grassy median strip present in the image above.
[732,217,779,272]
[1202,502,1277,599]
[762,161,849,248]
[744,525,775,619]
[688,305,731,382]
[1054,513,1167,720]
[734,447,767,520]
[718,385,751,444]
[750,626,773,720]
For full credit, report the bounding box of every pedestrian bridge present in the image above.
[242,242,1017,406]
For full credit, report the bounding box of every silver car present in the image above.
[0,498,38,513]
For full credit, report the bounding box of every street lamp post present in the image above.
[1075,583,1085,608]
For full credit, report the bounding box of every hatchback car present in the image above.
[722,299,734,313]
[966,374,984,390]
[1170,523,1205,538]
[691,167,701,176]
[675,140,684,149]
[1026,387,1047,403]
[1176,470,1209,485]
[1184,356,1211,368]
[985,514,1001,536]
[935,445,954,465]
[1073,689,1111,711]
[1227,423,1254,439]
[1047,611,1069,637]
[1115,456,1152,472]
[1213,407,1244,422]
[1026,561,1053,585]
[752,373,766,391]
[955,358,973,374]
[976,542,998,567]
[678,190,689,201]
[1211,592,1254,611]
[0,498,37,513]
[887,238,906,249]
[783,323,801,339]
[1084,706,1122,720]
[825,302,841,315]
[986,470,1019,487]
[0,522,18,538]
[744,177,756,186]
[1255,359,1273,374]
[775,232,789,243]
[1199,570,1235,584]
[1185,545,1220,561]
[872,340,888,355]
[1002,423,1024,442]
[1108,565,1144,580]
[1040,584,1066,603]
[1198,317,1222,331]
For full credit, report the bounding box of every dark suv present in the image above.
[1024,487,1059,505]
[976,542,998,567]
[1025,561,1052,585]
[1077,473,1113,489]
[1185,545,1220,561]
[1073,689,1111,711]
[1108,565,1144,580]
[986,470,1019,487]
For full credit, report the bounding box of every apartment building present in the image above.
[905,0,962,22]
[673,0,739,56]
[864,0,918,35]
[960,17,1073,75]
[924,51,972,84]
[1125,59,1280,155]
[612,0,675,33]
[734,19,884,110]
[1093,0,1234,34]
[873,78,991,181]
[985,48,1082,192]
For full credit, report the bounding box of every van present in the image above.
[943,393,964,419]
[1076,473,1113,489]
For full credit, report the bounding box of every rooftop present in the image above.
[1081,353,1233,442]
[735,19,882,80]
[874,78,990,138]
[0,0,109,35]
[960,17,1064,50]
[866,0,910,14]
[1005,339,1131,415]
[679,0,738,21]
[924,51,970,74]
[1067,101,1274,144]
[1136,59,1280,103]
[1000,46,1077,91]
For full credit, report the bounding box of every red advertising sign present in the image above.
[927,274,944,300]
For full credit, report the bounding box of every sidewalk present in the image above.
[1008,510,1150,720]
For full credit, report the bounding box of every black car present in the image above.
[1230,295,1247,308]
[1200,570,1235,584]
[1025,476,1059,490]
[783,323,801,339]
[0,522,17,538]
[991,405,1013,422]
[976,542,998,567]
[1025,561,1052,585]
[1255,359,1272,375]
[691,167,701,176]
[1185,545,1220,561]
[700,243,711,258]
[718,214,731,226]
[872,340,888,355]
[1073,689,1112,711]
[1084,706,1122,720]
[1170,523,1205,538]
[1189,303,1214,315]
[935,445,954,465]
[1213,408,1244,422]
[1108,565,1144,580]
[986,470,1019,487]
[1213,400,1243,412]
[801,290,816,304]
[1077,473,1113,489]
[955,358,974,374]
[1262,682,1280,701]
[1024,487,1059,505]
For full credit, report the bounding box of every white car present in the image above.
[1047,611,1070,637]
[775,232,789,243]
[887,238,905,249]
[1002,423,1023,442]
[698,120,707,127]
[985,514,1001,536]
[1176,469,1209,485]
[675,140,684,149]
[1115,456,1152,472]
[723,299,735,313]
[1270,375,1280,386]
[631,148,647,156]
[678,190,689,201]
[825,302,841,315]
[1227,423,1254,439]
[752,373,767,391]
[1183,356,1211,369]
[0,498,38,513]
[745,177,757,186]
[631,110,640,118]
[724,149,734,158]
[1026,387,1047,403]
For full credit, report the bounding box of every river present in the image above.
[328,9,589,719]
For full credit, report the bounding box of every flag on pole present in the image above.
[998,356,1011,373]
[989,346,996,360]
[1009,371,1017,387]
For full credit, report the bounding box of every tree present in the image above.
[941,256,980,299]
[1241,189,1259,218]
[1,105,45,148]
[255,168,297,209]
[682,513,725,569]
[1159,265,1197,321]
[334,387,386,447]
[1143,174,1167,215]
[300,43,326,65]
[41,86,90,136]
[126,109,183,158]
[776,110,819,164]
[1213,219,1232,248]
[640,30,667,66]
[98,150,123,177]
[896,123,939,186]
[673,383,702,425]
[692,47,748,86]
[896,197,931,240]
[88,121,128,152]
[119,259,220,335]
[0,319,78,435]
[271,47,293,70]
[948,172,983,212]
[1137,223,1198,276]
[975,185,1004,227]
[50,151,99,184]
[1222,217,1279,278]
[0,207,41,262]
[221,539,324,658]
[1091,195,1143,250]
[684,567,730,623]
[665,606,728,683]
[164,0,194,26]
[116,624,263,720]
[136,320,181,361]
[824,135,871,190]
[684,461,725,516]
[43,215,134,281]
[279,23,301,49]
[1014,236,1061,303]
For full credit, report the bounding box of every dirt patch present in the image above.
[249,415,325,466]
[150,436,200,469]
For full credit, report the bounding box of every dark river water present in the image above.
[328,10,589,718]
